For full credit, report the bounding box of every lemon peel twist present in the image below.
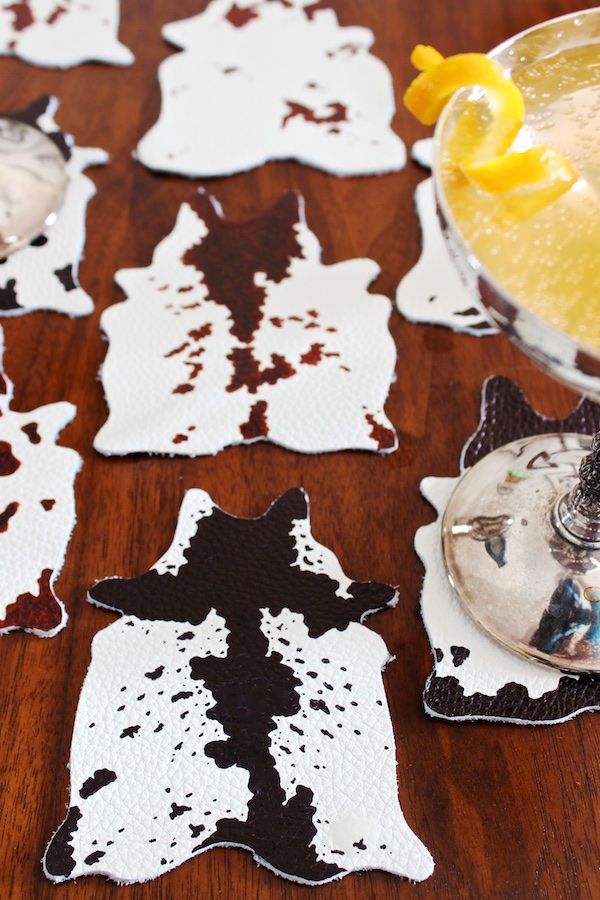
[403,45,577,219]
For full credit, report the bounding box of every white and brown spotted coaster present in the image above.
[0,97,107,317]
[136,0,405,178]
[0,0,132,68]
[95,190,397,456]
[44,488,434,885]
[0,326,81,636]
[417,375,600,724]
[396,138,497,336]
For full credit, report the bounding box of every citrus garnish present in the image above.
[410,44,444,72]
[463,146,576,192]
[444,86,525,167]
[463,146,577,219]
[404,45,577,219]
[404,50,524,130]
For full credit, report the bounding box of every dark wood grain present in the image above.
[1,1,599,897]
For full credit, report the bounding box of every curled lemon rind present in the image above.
[403,44,577,219]
[467,149,578,221]
[403,52,521,126]
[446,84,525,165]
[462,146,577,193]
[410,44,444,71]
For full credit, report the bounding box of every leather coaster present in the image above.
[0,97,107,317]
[0,1,132,68]
[137,0,405,178]
[44,488,434,885]
[411,138,433,169]
[396,139,497,336]
[95,190,398,456]
[417,375,600,724]
[0,326,81,636]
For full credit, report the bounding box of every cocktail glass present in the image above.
[434,8,600,672]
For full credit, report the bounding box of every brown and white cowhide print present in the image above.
[44,488,434,885]
[137,0,405,178]
[95,190,398,456]
[0,325,81,636]
[417,375,600,724]
[0,97,107,317]
[396,139,497,336]
[0,0,132,67]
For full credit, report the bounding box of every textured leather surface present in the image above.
[0,1,133,67]
[44,488,433,885]
[137,0,405,178]
[417,376,600,724]
[396,139,496,337]
[0,97,107,317]
[95,190,398,456]
[0,325,81,636]
[463,375,600,470]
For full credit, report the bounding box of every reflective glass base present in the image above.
[442,433,600,673]
[0,117,68,257]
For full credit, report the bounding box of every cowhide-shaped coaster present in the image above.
[417,375,600,724]
[44,488,434,885]
[411,138,433,169]
[136,0,405,178]
[95,190,397,456]
[396,138,497,336]
[0,0,132,68]
[0,96,107,317]
[0,326,81,636]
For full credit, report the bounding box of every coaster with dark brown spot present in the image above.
[0,0,133,67]
[0,96,107,317]
[137,0,405,177]
[416,375,600,724]
[95,190,397,456]
[44,488,433,884]
[0,325,81,636]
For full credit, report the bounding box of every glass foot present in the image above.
[0,117,68,257]
[442,433,600,673]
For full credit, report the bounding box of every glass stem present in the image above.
[553,431,600,549]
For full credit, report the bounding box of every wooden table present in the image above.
[2,1,599,897]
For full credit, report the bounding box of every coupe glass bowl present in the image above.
[433,7,600,401]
